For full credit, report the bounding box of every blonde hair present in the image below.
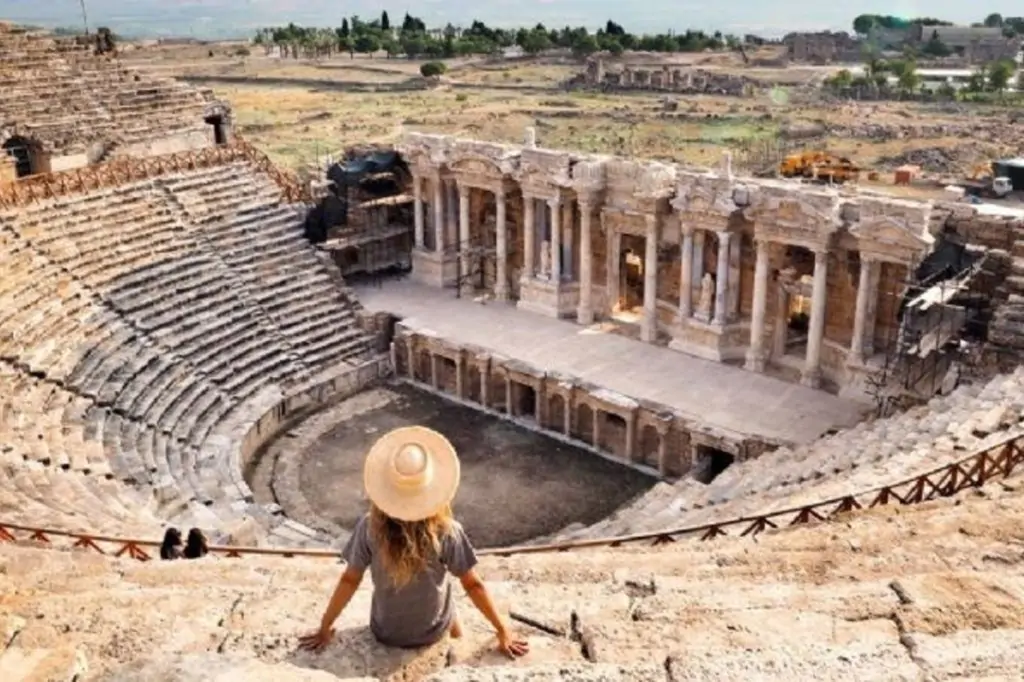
[369,503,453,589]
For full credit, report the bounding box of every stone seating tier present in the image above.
[0,160,377,545]
[538,366,1024,544]
[0,28,213,154]
[2,477,1024,680]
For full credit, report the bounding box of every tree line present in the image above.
[852,12,1024,37]
[251,13,745,60]
[825,54,1021,100]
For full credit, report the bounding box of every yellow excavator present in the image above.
[779,151,860,184]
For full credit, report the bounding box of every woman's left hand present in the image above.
[299,627,335,652]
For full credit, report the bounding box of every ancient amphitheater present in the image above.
[3,22,1024,682]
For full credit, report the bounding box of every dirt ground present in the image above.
[291,384,654,547]
[121,45,1024,200]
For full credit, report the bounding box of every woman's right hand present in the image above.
[298,626,334,652]
[496,628,529,659]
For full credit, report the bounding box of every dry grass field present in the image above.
[122,47,1024,199]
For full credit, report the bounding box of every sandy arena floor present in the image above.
[253,385,655,547]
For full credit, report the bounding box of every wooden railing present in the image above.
[0,137,310,209]
[1,433,1020,562]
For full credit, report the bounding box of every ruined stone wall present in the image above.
[823,249,858,348]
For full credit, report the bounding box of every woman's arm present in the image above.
[299,566,365,651]
[459,569,529,658]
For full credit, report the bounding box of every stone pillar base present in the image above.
[577,305,594,326]
[411,248,458,288]
[517,278,580,319]
[800,368,822,389]
[668,318,750,363]
[744,349,766,373]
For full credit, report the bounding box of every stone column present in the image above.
[413,175,424,249]
[712,232,731,326]
[744,239,771,372]
[429,353,439,389]
[802,249,829,388]
[455,355,465,399]
[458,185,471,292]
[863,261,882,357]
[432,178,444,253]
[405,343,415,380]
[494,189,508,301]
[692,230,706,291]
[447,181,458,249]
[522,197,535,280]
[548,197,562,282]
[577,199,594,324]
[624,411,636,462]
[608,229,621,315]
[641,214,658,343]
[504,377,512,415]
[479,360,490,408]
[848,256,877,366]
[562,200,574,280]
[679,225,694,320]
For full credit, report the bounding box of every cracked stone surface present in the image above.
[2,480,1024,680]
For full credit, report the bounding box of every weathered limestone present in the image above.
[0,158,384,545]
[401,134,1016,400]
[0,24,226,175]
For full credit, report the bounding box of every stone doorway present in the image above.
[205,114,228,146]
[692,445,734,484]
[773,246,816,367]
[613,233,646,323]
[3,136,34,178]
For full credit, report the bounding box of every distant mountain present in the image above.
[3,0,1020,40]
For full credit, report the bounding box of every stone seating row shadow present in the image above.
[0,161,376,544]
[539,367,1024,544]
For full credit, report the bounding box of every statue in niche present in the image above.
[696,272,715,321]
[539,240,552,279]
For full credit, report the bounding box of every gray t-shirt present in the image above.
[341,514,478,648]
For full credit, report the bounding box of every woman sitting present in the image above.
[300,426,529,659]
[183,528,209,559]
[159,527,184,560]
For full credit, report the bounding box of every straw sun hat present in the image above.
[363,426,461,522]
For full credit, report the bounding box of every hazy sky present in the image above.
[2,0,1021,38]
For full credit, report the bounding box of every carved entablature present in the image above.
[398,132,451,176]
[600,207,650,236]
[744,188,841,250]
[571,159,607,202]
[446,139,519,190]
[671,173,739,234]
[850,197,932,263]
[519,147,573,197]
[604,159,675,212]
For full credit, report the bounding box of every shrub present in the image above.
[420,61,447,78]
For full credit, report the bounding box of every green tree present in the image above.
[381,11,390,32]
[354,33,380,56]
[339,18,349,37]
[571,32,599,58]
[921,31,951,57]
[853,14,877,35]
[891,59,920,93]
[984,13,1004,28]
[826,68,854,90]
[988,59,1016,93]
[420,61,446,78]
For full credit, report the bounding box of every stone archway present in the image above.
[2,135,35,178]
[639,424,660,469]
[415,349,431,383]
[575,403,594,444]
[548,393,566,434]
